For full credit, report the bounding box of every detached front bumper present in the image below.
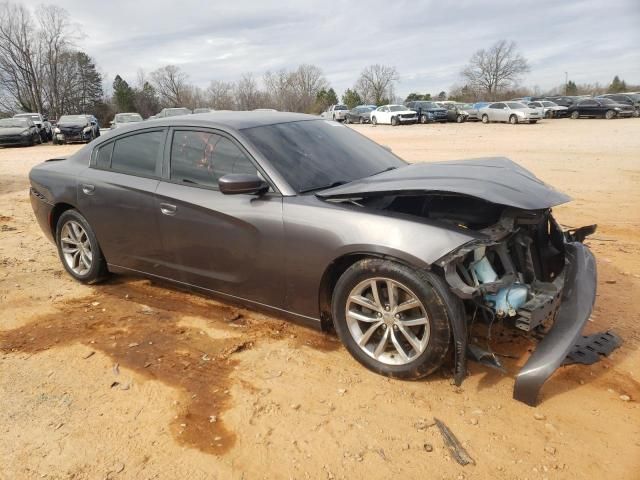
[513,241,596,405]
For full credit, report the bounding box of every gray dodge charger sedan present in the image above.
[28,112,617,405]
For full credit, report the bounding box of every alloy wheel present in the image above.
[60,220,93,276]
[345,277,430,365]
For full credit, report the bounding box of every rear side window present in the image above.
[111,130,163,177]
[170,130,257,188]
[96,142,114,169]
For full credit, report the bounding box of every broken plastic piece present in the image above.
[563,330,621,365]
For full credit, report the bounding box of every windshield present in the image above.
[59,115,88,124]
[242,119,406,193]
[389,105,407,112]
[542,101,557,107]
[115,113,143,123]
[334,105,347,111]
[166,108,191,116]
[507,102,528,109]
[0,118,29,128]
[459,103,473,109]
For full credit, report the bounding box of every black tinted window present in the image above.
[170,131,256,188]
[111,130,163,176]
[96,142,114,169]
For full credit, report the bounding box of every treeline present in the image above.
[0,4,106,120]
[0,3,636,125]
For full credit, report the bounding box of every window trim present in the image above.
[163,126,280,194]
[90,127,167,180]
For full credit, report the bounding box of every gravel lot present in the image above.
[1,118,639,479]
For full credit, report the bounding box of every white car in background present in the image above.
[527,100,569,118]
[370,105,418,126]
[321,104,349,122]
[479,102,541,124]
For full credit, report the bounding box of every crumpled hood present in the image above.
[317,157,571,210]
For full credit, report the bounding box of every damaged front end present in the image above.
[437,209,616,405]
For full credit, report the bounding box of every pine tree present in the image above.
[113,75,135,112]
[342,88,362,108]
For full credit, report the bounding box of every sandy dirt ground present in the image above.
[1,118,639,480]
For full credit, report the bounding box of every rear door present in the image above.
[489,103,506,121]
[154,127,285,307]
[78,128,166,272]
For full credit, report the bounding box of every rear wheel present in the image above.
[481,114,489,124]
[509,114,518,125]
[605,109,616,120]
[359,116,365,124]
[332,259,457,379]
[344,116,351,124]
[570,110,580,119]
[419,114,428,124]
[55,209,108,284]
[456,114,464,123]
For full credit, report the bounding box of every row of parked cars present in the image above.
[0,112,104,147]
[321,91,640,127]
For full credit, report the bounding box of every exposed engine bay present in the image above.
[338,191,616,405]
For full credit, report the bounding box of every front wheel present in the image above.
[419,114,428,124]
[332,259,458,379]
[509,114,518,125]
[344,116,351,124]
[391,116,399,126]
[570,110,580,119]
[481,114,489,124]
[605,109,616,120]
[371,116,377,126]
[456,115,464,123]
[359,116,365,124]
[56,209,108,284]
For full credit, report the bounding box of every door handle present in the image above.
[160,203,177,216]
[81,184,95,195]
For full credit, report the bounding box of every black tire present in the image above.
[605,109,615,120]
[481,114,489,124]
[530,120,537,124]
[391,116,399,126]
[359,116,365,124]
[456,115,464,123]
[570,110,580,119]
[331,259,459,379]
[344,116,350,124]
[371,116,377,126]
[509,114,518,125]
[420,114,428,124]
[55,209,109,284]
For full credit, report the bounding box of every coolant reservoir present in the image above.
[484,285,528,317]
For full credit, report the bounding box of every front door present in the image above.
[155,128,285,308]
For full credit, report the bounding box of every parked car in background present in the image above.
[370,105,417,126]
[53,115,100,144]
[193,108,214,114]
[345,105,376,124]
[544,96,579,108]
[567,98,634,119]
[28,111,608,406]
[466,102,490,121]
[110,113,144,129]
[14,113,52,142]
[480,102,541,124]
[405,101,447,124]
[597,94,640,117]
[321,104,349,122]
[0,117,41,146]
[527,100,568,118]
[155,107,192,118]
[437,102,470,123]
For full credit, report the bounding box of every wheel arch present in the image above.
[318,250,429,332]
[49,202,78,238]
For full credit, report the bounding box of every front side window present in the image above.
[170,130,257,188]
[111,130,164,177]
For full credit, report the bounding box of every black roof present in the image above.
[144,111,318,131]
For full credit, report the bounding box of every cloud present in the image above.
[25,0,640,96]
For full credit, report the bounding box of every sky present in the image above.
[21,0,640,97]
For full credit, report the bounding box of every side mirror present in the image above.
[219,174,269,195]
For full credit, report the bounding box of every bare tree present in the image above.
[206,79,235,110]
[461,40,529,99]
[234,73,269,110]
[0,3,44,112]
[355,64,398,105]
[150,65,189,107]
[290,64,327,112]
